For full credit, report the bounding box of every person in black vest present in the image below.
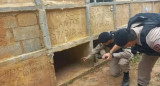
[102,13,160,86]
[82,32,133,86]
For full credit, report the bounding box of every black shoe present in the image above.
[138,83,142,86]
[122,72,130,86]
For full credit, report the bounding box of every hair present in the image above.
[98,32,110,43]
[128,29,137,42]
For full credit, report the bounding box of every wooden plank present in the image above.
[90,6,114,36]
[153,2,160,13]
[46,8,88,46]
[131,3,143,17]
[116,4,129,28]
[0,54,56,86]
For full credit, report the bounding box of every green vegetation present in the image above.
[131,54,141,63]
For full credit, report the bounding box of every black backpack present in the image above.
[127,13,160,30]
[128,13,160,55]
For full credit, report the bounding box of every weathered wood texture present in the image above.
[44,0,86,5]
[0,12,44,60]
[143,2,152,13]
[154,2,160,13]
[0,54,56,86]
[90,6,114,36]
[46,8,88,46]
[131,3,143,17]
[116,4,129,28]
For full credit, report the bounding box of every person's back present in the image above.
[102,13,160,86]
[127,13,160,55]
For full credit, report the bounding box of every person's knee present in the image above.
[110,71,121,77]
[118,58,129,66]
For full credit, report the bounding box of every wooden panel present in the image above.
[116,4,129,28]
[44,0,86,5]
[0,0,35,7]
[154,2,160,13]
[131,3,143,17]
[91,6,114,36]
[0,55,56,86]
[143,2,152,13]
[47,8,88,46]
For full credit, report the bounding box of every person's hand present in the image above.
[81,57,89,62]
[102,53,112,60]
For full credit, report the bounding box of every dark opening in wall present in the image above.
[93,39,108,64]
[93,39,100,48]
[54,42,92,85]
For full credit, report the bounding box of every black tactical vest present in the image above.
[106,31,123,53]
[127,13,160,56]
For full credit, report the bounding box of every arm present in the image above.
[102,44,122,60]
[152,41,160,53]
[146,27,160,53]
[82,43,105,61]
[113,49,133,59]
[87,43,105,59]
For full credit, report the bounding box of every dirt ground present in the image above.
[68,59,160,86]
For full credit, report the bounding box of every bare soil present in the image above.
[68,60,160,86]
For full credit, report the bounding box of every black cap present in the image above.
[114,28,129,47]
[98,32,110,43]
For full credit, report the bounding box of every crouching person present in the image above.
[81,32,133,86]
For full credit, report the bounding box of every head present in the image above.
[114,28,137,48]
[98,32,113,45]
